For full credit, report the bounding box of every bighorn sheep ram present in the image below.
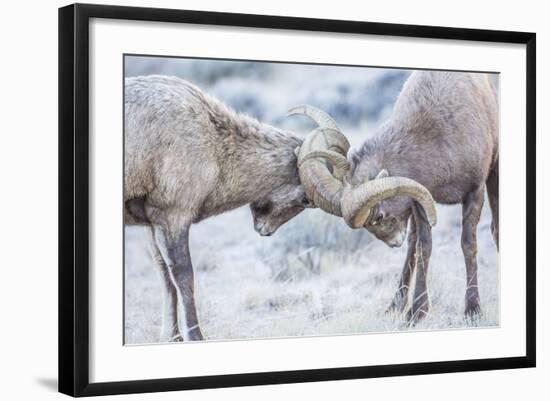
[292,71,498,321]
[124,75,317,341]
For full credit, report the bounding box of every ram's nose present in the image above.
[388,232,406,248]
[255,222,274,236]
[259,225,275,236]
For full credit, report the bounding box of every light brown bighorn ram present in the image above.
[125,76,314,341]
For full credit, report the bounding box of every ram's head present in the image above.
[289,105,437,235]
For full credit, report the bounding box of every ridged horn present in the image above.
[298,150,350,179]
[341,176,438,228]
[288,105,340,131]
[291,115,350,216]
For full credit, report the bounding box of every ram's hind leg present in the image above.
[147,227,181,342]
[486,161,499,249]
[387,217,417,312]
[462,186,485,316]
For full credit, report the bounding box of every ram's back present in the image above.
[124,76,221,208]
[389,71,499,201]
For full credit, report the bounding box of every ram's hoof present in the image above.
[168,334,183,342]
[464,302,481,319]
[405,306,429,326]
[187,328,205,341]
[386,294,407,314]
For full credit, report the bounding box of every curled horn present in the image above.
[288,105,340,131]
[297,141,350,180]
[289,106,350,216]
[289,105,437,228]
[341,176,438,228]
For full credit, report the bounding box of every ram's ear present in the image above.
[375,169,389,179]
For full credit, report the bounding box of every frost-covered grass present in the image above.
[124,58,499,344]
[124,199,499,344]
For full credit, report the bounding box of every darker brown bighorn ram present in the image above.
[290,71,498,322]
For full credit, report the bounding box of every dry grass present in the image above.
[124,200,499,344]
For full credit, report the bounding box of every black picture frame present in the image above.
[59,3,536,397]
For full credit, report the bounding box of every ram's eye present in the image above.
[253,203,272,215]
[301,197,312,207]
[371,212,384,225]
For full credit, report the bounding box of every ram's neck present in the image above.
[349,119,413,184]
[202,104,303,212]
[235,119,302,199]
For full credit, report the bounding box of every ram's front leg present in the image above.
[153,224,204,341]
[147,227,181,342]
[407,203,432,323]
[388,217,416,312]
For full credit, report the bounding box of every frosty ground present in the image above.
[125,200,499,344]
[124,58,499,344]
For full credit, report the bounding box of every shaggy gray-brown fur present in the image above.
[124,76,310,341]
[349,71,499,320]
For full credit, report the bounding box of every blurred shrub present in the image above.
[257,211,372,281]
[303,70,409,126]
[125,56,412,128]
[125,58,272,85]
